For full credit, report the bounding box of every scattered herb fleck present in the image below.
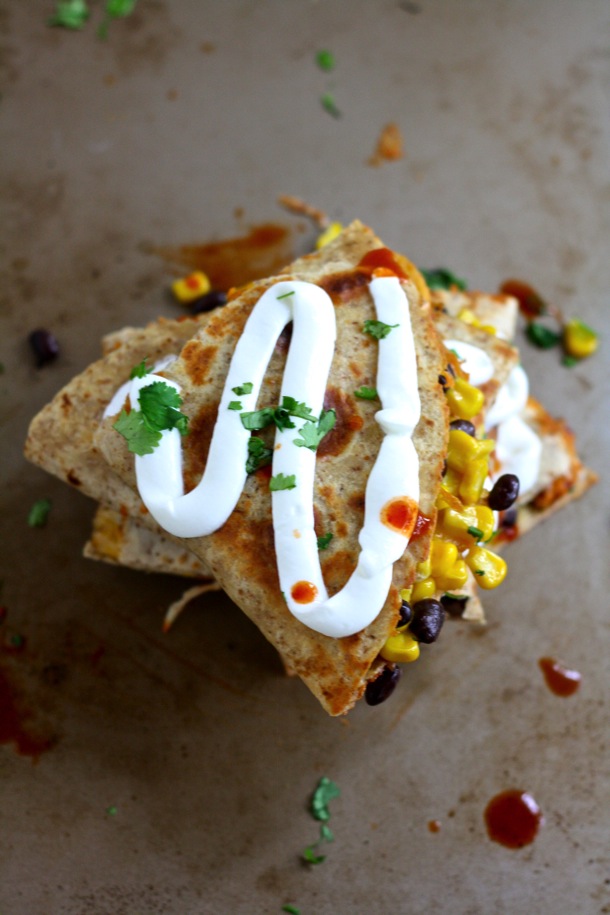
[276,290,295,300]
[28,498,52,528]
[232,382,253,396]
[293,409,336,452]
[354,385,378,400]
[310,776,340,822]
[269,473,297,492]
[302,845,326,865]
[113,379,189,456]
[316,49,335,72]
[241,397,316,433]
[363,319,399,340]
[48,0,90,29]
[98,0,138,39]
[129,359,150,379]
[240,406,277,431]
[525,321,562,350]
[421,268,467,291]
[475,569,486,577]
[245,436,273,474]
[317,532,333,551]
[228,400,242,411]
[467,525,484,540]
[562,355,579,368]
[106,805,118,816]
[282,906,301,915]
[0,362,5,374]
[320,92,341,118]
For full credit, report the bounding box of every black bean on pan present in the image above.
[410,599,446,644]
[190,290,228,314]
[29,329,60,367]
[398,599,412,627]
[440,594,470,617]
[450,419,476,436]
[488,474,520,511]
[365,665,401,706]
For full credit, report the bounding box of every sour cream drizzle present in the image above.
[106,277,421,638]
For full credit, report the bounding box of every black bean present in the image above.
[438,374,447,386]
[410,599,445,644]
[398,600,412,627]
[29,329,60,367]
[500,508,518,529]
[190,289,228,314]
[450,419,476,437]
[488,474,520,511]
[440,594,469,617]
[365,665,401,706]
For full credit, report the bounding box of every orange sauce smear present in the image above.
[291,581,318,605]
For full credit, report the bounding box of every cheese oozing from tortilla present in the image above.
[107,277,421,638]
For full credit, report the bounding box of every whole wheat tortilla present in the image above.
[95,221,450,715]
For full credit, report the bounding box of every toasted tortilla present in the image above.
[94,221,450,715]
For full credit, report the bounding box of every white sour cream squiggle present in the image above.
[107,277,421,639]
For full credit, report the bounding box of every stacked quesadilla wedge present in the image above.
[25,221,596,714]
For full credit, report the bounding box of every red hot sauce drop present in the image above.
[484,790,543,849]
[380,497,418,538]
[538,657,581,697]
[357,247,409,279]
[291,581,318,605]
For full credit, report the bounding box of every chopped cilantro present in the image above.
[231,382,253,396]
[467,525,484,540]
[421,268,467,291]
[106,805,118,816]
[562,355,579,368]
[98,0,137,39]
[269,473,297,492]
[139,382,188,435]
[240,407,276,431]
[316,49,335,71]
[354,385,378,400]
[113,409,161,455]
[525,321,562,350]
[293,409,336,452]
[114,380,189,456]
[228,400,242,411]
[310,776,340,822]
[280,396,316,422]
[28,498,52,528]
[363,319,399,340]
[319,823,334,842]
[282,906,301,915]
[48,0,90,29]
[475,569,485,577]
[245,436,272,474]
[320,92,341,118]
[129,359,150,379]
[317,532,333,551]
[302,845,326,865]
[276,290,295,300]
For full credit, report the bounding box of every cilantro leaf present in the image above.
[421,268,468,291]
[98,0,137,39]
[48,0,90,29]
[228,400,242,411]
[302,846,326,865]
[240,407,276,431]
[138,381,189,434]
[317,532,333,551]
[245,436,273,474]
[130,359,150,379]
[319,823,334,842]
[272,408,297,432]
[363,320,399,340]
[310,776,340,822]
[28,498,52,528]
[316,49,335,72]
[231,382,253,396]
[293,409,336,452]
[280,396,317,422]
[269,473,297,492]
[282,906,301,915]
[113,409,161,455]
[354,385,378,400]
[321,92,341,118]
[526,321,562,350]
[467,525,484,540]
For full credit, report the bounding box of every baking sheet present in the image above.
[2,2,609,912]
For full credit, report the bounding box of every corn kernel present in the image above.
[316,221,343,249]
[416,559,431,581]
[436,506,479,548]
[380,629,421,663]
[447,429,480,473]
[430,539,458,578]
[563,318,598,359]
[465,546,507,590]
[475,505,495,541]
[457,307,496,336]
[441,467,461,496]
[399,587,412,602]
[446,377,485,421]
[411,577,436,603]
[436,559,469,591]
[171,271,211,303]
[459,457,489,504]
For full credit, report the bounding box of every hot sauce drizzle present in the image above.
[358,247,409,279]
[290,581,318,605]
[538,657,581,697]
[484,790,543,849]
[380,497,418,537]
